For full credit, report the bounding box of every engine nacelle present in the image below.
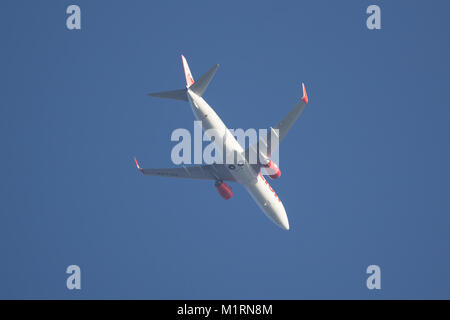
[215,180,233,200]
[264,160,281,179]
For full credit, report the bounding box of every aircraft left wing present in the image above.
[133,158,236,181]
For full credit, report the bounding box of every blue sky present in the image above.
[0,0,449,299]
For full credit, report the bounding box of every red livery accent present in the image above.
[264,160,281,179]
[133,157,143,173]
[215,180,233,200]
[181,54,195,87]
[301,83,308,104]
[259,172,281,202]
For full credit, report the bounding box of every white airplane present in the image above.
[134,55,309,230]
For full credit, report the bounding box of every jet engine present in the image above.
[264,160,281,179]
[215,180,233,200]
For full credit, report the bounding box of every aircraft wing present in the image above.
[133,158,236,181]
[274,83,309,144]
[245,83,309,161]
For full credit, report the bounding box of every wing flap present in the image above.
[189,64,219,97]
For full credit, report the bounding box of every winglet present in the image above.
[181,54,195,88]
[301,83,308,104]
[133,157,143,173]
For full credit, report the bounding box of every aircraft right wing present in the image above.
[274,82,309,144]
[244,83,309,162]
[133,158,236,182]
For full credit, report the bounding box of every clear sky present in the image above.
[1,0,449,299]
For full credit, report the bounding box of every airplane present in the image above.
[134,55,309,230]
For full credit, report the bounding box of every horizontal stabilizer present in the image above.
[147,88,187,101]
[189,64,219,97]
[148,56,218,101]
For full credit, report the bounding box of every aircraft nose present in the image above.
[277,210,290,230]
[257,193,290,230]
[279,214,290,230]
[268,205,290,230]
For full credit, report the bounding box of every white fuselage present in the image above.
[186,89,290,230]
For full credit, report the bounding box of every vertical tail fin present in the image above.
[147,55,218,101]
[180,54,219,96]
[181,54,195,87]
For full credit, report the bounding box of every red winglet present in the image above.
[133,157,143,173]
[301,83,308,104]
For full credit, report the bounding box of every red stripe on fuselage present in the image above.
[259,173,281,202]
